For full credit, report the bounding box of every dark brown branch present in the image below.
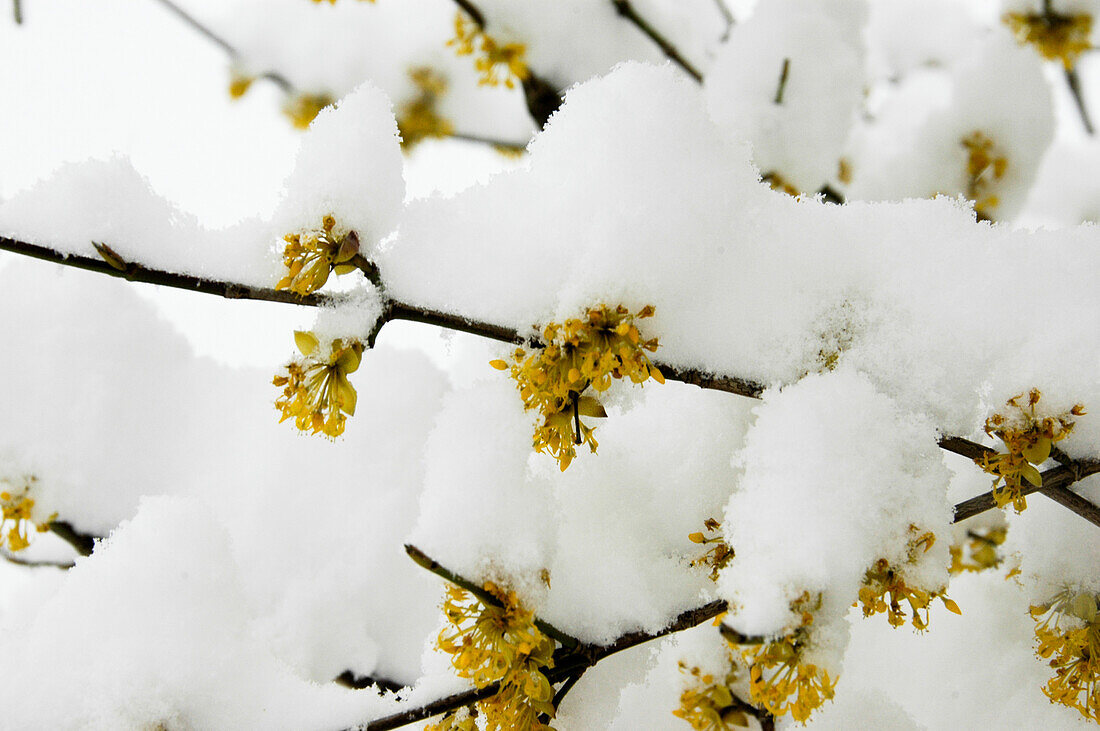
[451,0,485,29]
[953,460,1100,524]
[1038,482,1100,528]
[937,436,995,462]
[611,0,703,83]
[334,670,406,694]
[551,670,586,709]
[404,544,580,649]
[47,521,97,557]
[357,599,731,730]
[1065,67,1094,135]
[150,0,293,92]
[0,235,328,306]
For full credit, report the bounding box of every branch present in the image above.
[150,0,293,92]
[1,552,74,570]
[47,520,98,557]
[404,544,580,649]
[550,669,585,709]
[13,0,22,24]
[952,459,1100,524]
[1065,67,1094,135]
[334,670,406,694]
[356,598,731,730]
[773,58,790,105]
[611,0,703,83]
[449,132,528,153]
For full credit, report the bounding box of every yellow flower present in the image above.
[276,215,362,296]
[397,67,455,150]
[949,526,1007,574]
[0,478,54,553]
[448,12,529,89]
[1005,10,1092,69]
[493,304,663,471]
[436,583,556,730]
[688,518,734,582]
[978,389,1084,512]
[273,332,362,438]
[1031,589,1100,720]
[857,528,960,631]
[961,131,1008,222]
[673,659,750,730]
[283,91,336,130]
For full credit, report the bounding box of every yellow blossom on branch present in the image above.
[1004,10,1092,69]
[978,389,1085,512]
[673,659,751,730]
[435,583,556,731]
[398,67,455,150]
[491,304,663,471]
[857,528,960,631]
[448,12,529,89]
[1031,589,1100,720]
[688,518,734,582]
[276,215,362,296]
[949,526,1007,575]
[961,131,1008,222]
[0,478,53,553]
[273,332,363,438]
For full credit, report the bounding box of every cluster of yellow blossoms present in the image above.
[961,131,1008,222]
[673,660,750,730]
[688,518,734,583]
[491,304,663,471]
[978,389,1085,512]
[0,479,52,552]
[1005,9,1092,69]
[432,583,556,731]
[274,332,363,438]
[276,215,362,296]
[857,529,960,630]
[1031,589,1100,720]
[398,67,455,149]
[949,526,1007,575]
[448,13,529,88]
[736,595,834,723]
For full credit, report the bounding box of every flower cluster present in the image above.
[0,478,52,552]
[273,332,362,438]
[448,13,529,89]
[978,389,1085,512]
[1004,9,1092,69]
[276,215,362,296]
[961,131,1008,222]
[283,91,335,130]
[434,583,556,731]
[1031,589,1100,720]
[673,658,750,730]
[949,526,1007,575]
[397,67,455,150]
[857,529,960,631]
[688,518,734,582]
[491,304,663,471]
[735,594,834,723]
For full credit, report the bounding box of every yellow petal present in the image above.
[336,375,357,416]
[1021,462,1043,487]
[489,359,509,370]
[1022,437,1051,465]
[577,396,607,418]
[333,263,357,275]
[294,330,319,357]
[941,597,962,615]
[336,346,362,374]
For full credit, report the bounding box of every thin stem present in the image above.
[449,131,528,153]
[47,521,97,557]
[773,58,790,105]
[334,670,406,693]
[150,0,294,92]
[713,0,734,41]
[1,552,74,570]
[404,544,580,649]
[551,670,585,710]
[13,0,22,24]
[611,0,703,83]
[1065,67,1094,135]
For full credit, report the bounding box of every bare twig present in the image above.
[611,0,703,83]
[713,0,735,41]
[405,544,580,649]
[1065,68,1094,135]
[773,58,790,105]
[1,552,74,570]
[551,670,586,709]
[334,670,406,694]
[449,132,528,153]
[46,521,98,557]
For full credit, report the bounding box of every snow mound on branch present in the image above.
[718,368,952,641]
[275,80,405,255]
[0,496,385,729]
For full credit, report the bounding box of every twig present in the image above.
[1065,68,1094,135]
[1038,482,1100,528]
[773,58,790,105]
[718,623,768,647]
[713,0,734,41]
[13,0,22,24]
[449,132,528,153]
[150,0,293,92]
[356,599,730,730]
[611,0,703,83]
[404,544,580,649]
[952,460,1100,524]
[47,520,97,557]
[334,670,406,693]
[1,552,74,569]
[551,670,586,710]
